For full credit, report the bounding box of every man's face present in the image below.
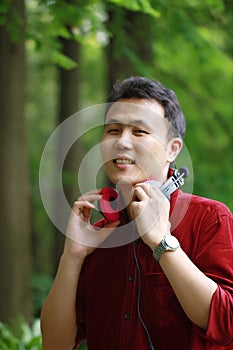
[101,98,180,186]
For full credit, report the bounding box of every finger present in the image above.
[129,201,144,219]
[73,200,95,209]
[149,187,170,205]
[73,201,95,211]
[136,182,165,200]
[78,193,102,202]
[72,220,121,248]
[72,200,95,218]
[133,186,149,201]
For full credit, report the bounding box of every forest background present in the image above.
[0,0,232,349]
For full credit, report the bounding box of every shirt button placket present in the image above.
[119,246,137,349]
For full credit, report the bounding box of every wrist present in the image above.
[61,251,86,267]
[149,238,164,252]
[153,234,180,263]
[149,229,171,252]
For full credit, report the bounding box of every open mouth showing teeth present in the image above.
[114,159,135,164]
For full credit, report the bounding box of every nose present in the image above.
[115,130,133,150]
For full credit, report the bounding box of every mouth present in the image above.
[113,158,135,165]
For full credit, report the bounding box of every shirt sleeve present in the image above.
[193,205,233,346]
[73,262,86,348]
[73,219,107,348]
[206,286,233,345]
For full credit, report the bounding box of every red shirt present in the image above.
[74,190,233,349]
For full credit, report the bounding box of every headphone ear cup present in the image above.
[98,187,121,222]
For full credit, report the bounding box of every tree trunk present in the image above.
[0,0,32,323]
[106,4,156,89]
[53,33,82,271]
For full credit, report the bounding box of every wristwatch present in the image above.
[153,234,180,262]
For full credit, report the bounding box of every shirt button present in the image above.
[129,276,134,282]
[124,313,130,320]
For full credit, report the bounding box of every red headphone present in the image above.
[98,187,121,222]
[97,168,185,223]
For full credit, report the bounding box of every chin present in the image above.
[111,175,143,186]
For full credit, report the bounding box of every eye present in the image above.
[108,128,121,135]
[134,129,149,135]
[104,123,121,135]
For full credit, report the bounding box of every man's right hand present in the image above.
[64,189,120,259]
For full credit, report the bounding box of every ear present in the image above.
[167,138,183,162]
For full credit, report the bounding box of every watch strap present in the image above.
[153,234,180,262]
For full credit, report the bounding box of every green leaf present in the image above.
[25,336,42,349]
[51,50,78,69]
[107,0,160,18]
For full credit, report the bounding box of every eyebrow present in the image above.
[106,118,152,129]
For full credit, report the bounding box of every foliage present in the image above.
[108,0,160,18]
[26,0,108,69]
[0,0,24,42]
[148,0,233,208]
[31,273,53,317]
[0,318,89,350]
[0,319,42,350]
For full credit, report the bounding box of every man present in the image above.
[41,77,233,350]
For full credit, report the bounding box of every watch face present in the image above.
[165,235,180,249]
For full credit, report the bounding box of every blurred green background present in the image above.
[0,0,232,348]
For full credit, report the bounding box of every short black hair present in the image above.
[106,76,186,139]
